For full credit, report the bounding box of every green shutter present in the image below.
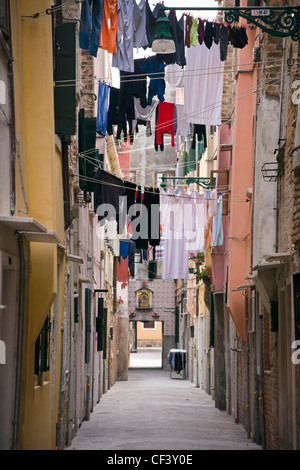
[54,22,76,137]
[210,293,215,347]
[96,297,104,351]
[102,308,108,360]
[78,108,99,192]
[270,301,278,332]
[85,288,91,363]
[74,294,79,323]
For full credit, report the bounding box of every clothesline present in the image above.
[74,173,248,203]
[54,57,288,86]
[77,71,289,156]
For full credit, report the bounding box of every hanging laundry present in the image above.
[191,124,207,150]
[229,25,248,49]
[213,22,221,45]
[155,237,164,260]
[117,255,129,288]
[80,0,104,57]
[144,0,160,48]
[133,0,149,48]
[190,17,198,47]
[220,24,229,61]
[161,188,190,280]
[166,63,184,88]
[96,81,109,136]
[134,97,158,124]
[188,191,207,254]
[93,168,126,228]
[168,11,186,67]
[211,195,223,247]
[112,0,136,73]
[120,58,148,109]
[204,21,214,49]
[140,55,166,105]
[185,14,193,48]
[130,186,160,250]
[155,101,176,150]
[119,179,136,234]
[184,41,224,126]
[119,73,136,144]
[208,188,218,217]
[175,104,191,153]
[148,187,160,247]
[106,86,121,136]
[119,239,131,261]
[106,86,134,143]
[99,0,118,53]
[198,18,205,45]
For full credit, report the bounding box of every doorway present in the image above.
[129,320,163,369]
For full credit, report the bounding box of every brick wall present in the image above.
[261,304,279,449]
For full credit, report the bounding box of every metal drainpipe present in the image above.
[12,233,26,450]
[259,308,265,449]
[108,336,111,390]
[67,223,75,445]
[275,38,285,253]
[195,287,200,388]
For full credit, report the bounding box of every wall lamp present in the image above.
[152,3,300,54]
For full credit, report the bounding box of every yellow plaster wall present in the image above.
[10,0,66,449]
[137,321,163,341]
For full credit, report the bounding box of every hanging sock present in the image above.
[198,18,205,45]
[220,24,229,61]
[185,14,193,48]
[190,17,198,47]
[213,22,221,45]
[204,21,214,49]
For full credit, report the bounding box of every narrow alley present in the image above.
[66,349,261,451]
[1,0,300,453]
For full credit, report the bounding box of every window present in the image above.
[34,314,51,376]
[142,321,156,329]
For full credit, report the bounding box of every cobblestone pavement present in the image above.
[66,349,262,452]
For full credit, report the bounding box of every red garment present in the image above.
[155,102,175,147]
[185,15,193,48]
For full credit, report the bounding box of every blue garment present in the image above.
[140,56,166,105]
[79,0,104,58]
[96,81,109,136]
[119,240,131,261]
